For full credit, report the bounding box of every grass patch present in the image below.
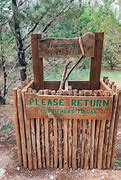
[45,67,121,84]
[1,123,13,134]
[114,159,121,167]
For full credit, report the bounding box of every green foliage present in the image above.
[114,159,121,167]
[0,0,120,85]
[1,123,12,133]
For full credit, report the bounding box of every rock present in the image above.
[16,166,20,171]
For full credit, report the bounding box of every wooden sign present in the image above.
[24,94,113,120]
[38,33,95,58]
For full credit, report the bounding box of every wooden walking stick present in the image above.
[59,36,85,90]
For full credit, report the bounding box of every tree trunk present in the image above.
[0,26,7,97]
[12,0,27,81]
[110,64,114,70]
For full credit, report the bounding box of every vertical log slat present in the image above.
[90,119,95,169]
[31,119,37,169]
[21,91,33,170]
[53,118,58,168]
[77,119,81,168]
[64,119,68,169]
[17,89,27,168]
[13,88,22,167]
[44,119,49,168]
[72,119,77,170]
[81,120,86,168]
[102,120,110,169]
[41,119,46,168]
[94,120,101,168]
[97,120,106,169]
[68,119,72,168]
[58,119,63,168]
[36,118,42,168]
[107,94,119,168]
[84,120,91,170]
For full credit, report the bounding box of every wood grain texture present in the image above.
[13,88,22,167]
[50,119,54,168]
[53,118,58,168]
[97,120,106,169]
[31,34,44,90]
[21,90,33,170]
[38,33,95,58]
[72,119,77,170]
[64,119,68,169]
[81,120,86,168]
[41,119,46,168]
[94,120,101,168]
[90,119,95,169]
[31,119,37,169]
[17,89,27,168]
[84,120,91,170]
[68,119,72,168]
[90,33,104,90]
[111,90,121,167]
[58,119,63,168]
[25,94,113,120]
[77,119,81,168]
[36,118,42,168]
[102,120,111,169]
[44,119,49,168]
[107,94,118,168]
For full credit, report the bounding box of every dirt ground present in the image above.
[0,95,121,180]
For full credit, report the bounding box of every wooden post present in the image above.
[90,119,95,169]
[94,120,101,168]
[107,92,119,168]
[13,88,22,167]
[17,89,27,168]
[110,88,121,167]
[77,119,81,168]
[41,119,46,168]
[44,118,49,168]
[102,120,110,169]
[21,90,33,170]
[31,34,44,90]
[31,119,37,169]
[68,119,72,168]
[84,120,91,170]
[36,118,42,169]
[97,120,106,169]
[72,119,77,170]
[81,120,86,168]
[58,119,63,168]
[53,118,58,169]
[64,119,68,169]
[90,33,104,90]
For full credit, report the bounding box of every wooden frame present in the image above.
[31,32,104,91]
[12,32,120,170]
[13,79,121,170]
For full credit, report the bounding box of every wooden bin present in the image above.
[13,32,121,170]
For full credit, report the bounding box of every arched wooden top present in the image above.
[37,32,95,58]
[31,32,104,90]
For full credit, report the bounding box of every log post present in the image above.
[31,34,44,90]
[90,33,104,90]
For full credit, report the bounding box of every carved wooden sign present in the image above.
[24,94,113,120]
[38,33,95,58]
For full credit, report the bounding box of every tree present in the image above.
[12,0,27,81]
